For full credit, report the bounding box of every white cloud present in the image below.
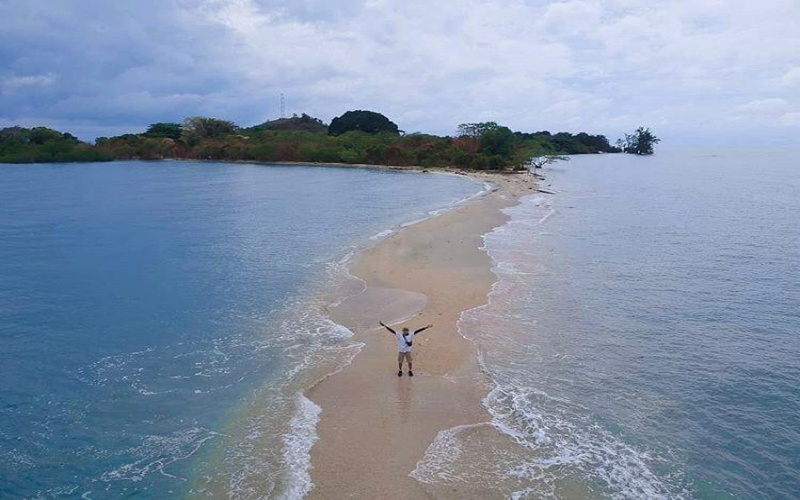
[732,98,800,129]
[778,112,800,126]
[542,1,604,35]
[735,98,788,115]
[1,0,799,143]
[1,73,55,92]
[780,67,800,87]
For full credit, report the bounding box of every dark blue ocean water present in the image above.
[0,161,482,498]
[413,149,800,499]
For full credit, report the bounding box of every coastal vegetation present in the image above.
[618,127,661,155]
[1,111,656,167]
[328,110,400,136]
[0,126,111,163]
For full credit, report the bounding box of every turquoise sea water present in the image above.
[0,161,483,498]
[3,153,798,499]
[412,149,800,499]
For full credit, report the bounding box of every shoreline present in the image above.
[304,171,535,498]
[146,156,538,177]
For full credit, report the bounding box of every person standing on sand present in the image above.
[379,321,432,377]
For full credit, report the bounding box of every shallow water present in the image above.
[0,161,482,498]
[415,148,800,499]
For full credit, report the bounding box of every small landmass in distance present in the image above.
[0,110,659,167]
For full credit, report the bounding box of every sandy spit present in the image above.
[304,170,537,498]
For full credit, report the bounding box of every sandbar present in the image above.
[305,171,536,498]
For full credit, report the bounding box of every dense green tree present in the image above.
[621,127,660,155]
[480,125,515,158]
[248,113,327,134]
[575,132,613,152]
[29,127,71,145]
[514,130,618,154]
[182,117,239,145]
[328,110,399,136]
[0,126,110,163]
[143,122,182,140]
[456,122,502,138]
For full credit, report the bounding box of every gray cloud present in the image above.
[0,0,798,144]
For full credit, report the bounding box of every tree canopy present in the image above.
[143,122,182,140]
[3,112,630,169]
[619,127,660,155]
[247,113,327,134]
[0,126,110,163]
[457,122,503,138]
[181,117,238,145]
[479,125,515,157]
[328,110,399,136]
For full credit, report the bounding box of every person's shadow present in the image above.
[396,376,412,422]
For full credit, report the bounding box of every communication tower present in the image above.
[280,93,286,119]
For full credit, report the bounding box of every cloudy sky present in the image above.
[1,0,799,144]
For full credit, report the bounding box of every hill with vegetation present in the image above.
[246,113,328,134]
[2,110,657,167]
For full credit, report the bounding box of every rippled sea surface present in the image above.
[414,149,800,499]
[0,161,482,498]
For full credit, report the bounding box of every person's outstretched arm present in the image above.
[414,324,433,334]
[379,321,396,334]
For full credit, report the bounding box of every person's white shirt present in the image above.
[395,331,414,353]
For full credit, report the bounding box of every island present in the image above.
[0,110,659,167]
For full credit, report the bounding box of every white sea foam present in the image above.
[422,179,492,217]
[278,394,322,499]
[485,383,676,499]
[199,258,372,499]
[368,228,395,240]
[276,280,363,384]
[1,449,35,468]
[410,423,488,484]
[367,175,491,231]
[337,249,356,264]
[413,375,677,498]
[432,192,682,498]
[100,427,221,484]
[32,485,79,499]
